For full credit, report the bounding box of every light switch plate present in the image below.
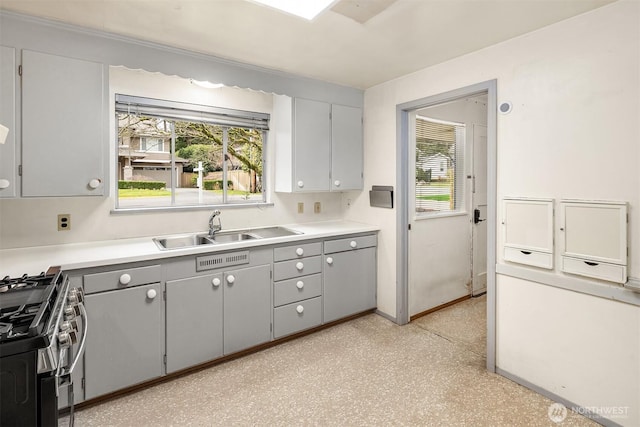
[314,202,321,214]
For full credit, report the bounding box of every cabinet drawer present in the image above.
[84,265,161,294]
[273,297,322,339]
[561,256,627,284]
[274,273,321,307]
[273,256,322,281]
[324,234,377,254]
[504,247,553,269]
[274,242,322,262]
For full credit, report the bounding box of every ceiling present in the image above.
[0,0,615,89]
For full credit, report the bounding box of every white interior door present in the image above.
[471,124,488,295]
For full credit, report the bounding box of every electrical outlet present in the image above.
[314,202,321,214]
[297,202,304,214]
[58,214,71,231]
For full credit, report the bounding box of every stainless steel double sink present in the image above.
[153,226,301,250]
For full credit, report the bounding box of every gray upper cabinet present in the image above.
[21,50,105,196]
[293,98,331,191]
[331,104,363,191]
[0,46,16,198]
[274,95,363,193]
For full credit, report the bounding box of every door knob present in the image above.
[226,274,235,284]
[212,277,221,287]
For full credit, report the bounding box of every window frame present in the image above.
[113,94,270,212]
[413,115,467,219]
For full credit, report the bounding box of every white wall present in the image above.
[0,67,345,249]
[346,1,640,424]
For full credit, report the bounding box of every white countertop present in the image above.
[0,220,379,277]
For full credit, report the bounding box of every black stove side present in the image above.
[1,350,57,427]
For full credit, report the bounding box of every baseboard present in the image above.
[496,368,624,427]
[409,294,471,322]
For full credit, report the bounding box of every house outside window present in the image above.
[115,94,269,210]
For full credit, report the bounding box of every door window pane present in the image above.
[415,116,465,215]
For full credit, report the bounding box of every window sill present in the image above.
[111,202,274,215]
[413,210,468,221]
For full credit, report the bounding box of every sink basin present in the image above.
[209,231,259,244]
[153,226,301,250]
[248,226,301,239]
[154,234,214,250]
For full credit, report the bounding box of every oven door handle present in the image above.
[67,302,88,375]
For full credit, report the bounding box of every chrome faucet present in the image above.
[208,210,222,237]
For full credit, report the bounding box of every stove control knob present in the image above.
[64,305,80,320]
[60,319,78,333]
[68,288,84,304]
[58,330,78,348]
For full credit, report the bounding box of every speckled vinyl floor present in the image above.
[61,295,596,426]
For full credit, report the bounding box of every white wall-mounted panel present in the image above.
[561,200,627,265]
[503,198,553,253]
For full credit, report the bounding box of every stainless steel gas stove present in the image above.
[0,269,86,426]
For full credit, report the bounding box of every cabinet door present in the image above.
[324,247,376,323]
[22,50,105,196]
[84,283,163,399]
[223,264,271,354]
[166,274,223,373]
[0,46,16,198]
[331,104,363,191]
[293,98,331,191]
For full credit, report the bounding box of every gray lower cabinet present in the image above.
[323,235,377,323]
[166,273,223,374]
[84,282,163,400]
[223,264,271,354]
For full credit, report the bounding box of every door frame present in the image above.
[395,80,497,372]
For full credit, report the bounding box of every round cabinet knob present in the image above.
[296,281,304,289]
[334,180,341,187]
[326,257,333,265]
[88,178,101,189]
[297,180,304,188]
[0,179,10,189]
[119,273,132,285]
[296,305,304,314]
[296,247,304,256]
[146,289,157,299]
[226,274,235,284]
[212,277,221,287]
[350,240,358,249]
[296,262,304,271]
